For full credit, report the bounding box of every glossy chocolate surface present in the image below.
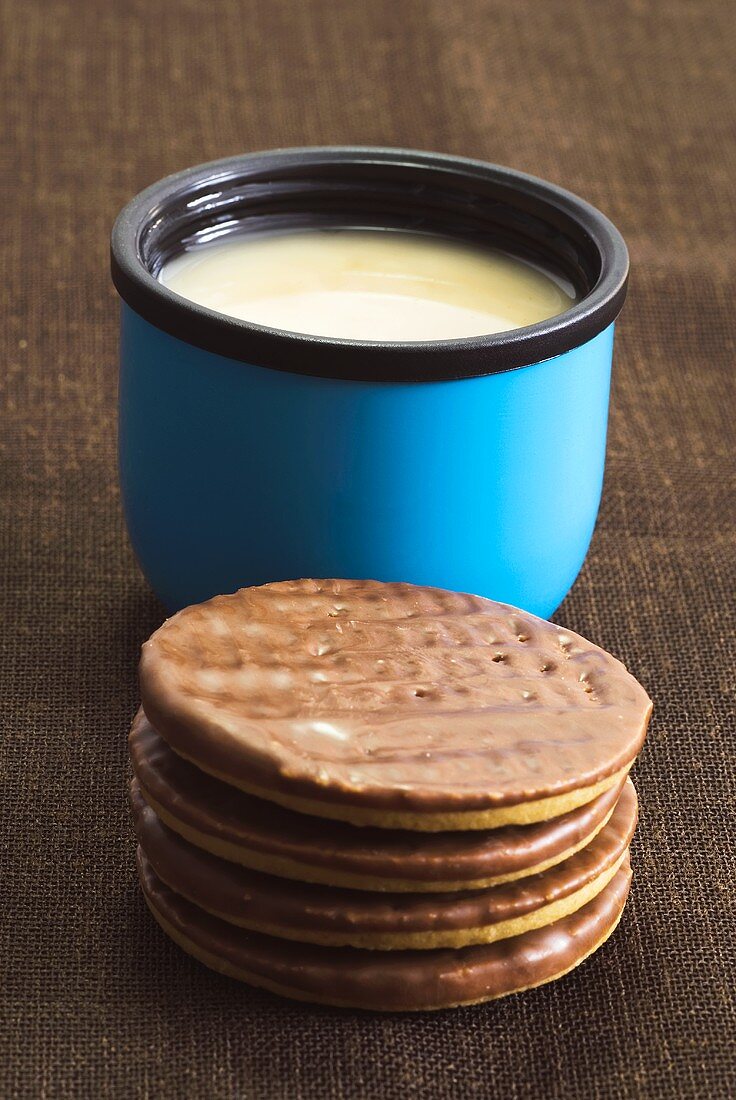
[133,780,636,937]
[130,711,626,886]
[140,580,652,812]
[139,856,632,1010]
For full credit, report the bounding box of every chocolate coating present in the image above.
[139,580,652,815]
[133,780,636,948]
[139,855,633,1011]
[130,711,626,890]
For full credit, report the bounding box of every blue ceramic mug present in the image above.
[111,148,628,615]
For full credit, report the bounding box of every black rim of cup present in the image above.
[110,146,629,383]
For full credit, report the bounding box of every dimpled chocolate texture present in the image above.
[139,580,652,817]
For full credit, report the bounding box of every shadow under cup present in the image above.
[111,147,628,615]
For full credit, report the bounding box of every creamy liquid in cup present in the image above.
[159,228,576,342]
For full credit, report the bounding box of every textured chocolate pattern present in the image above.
[139,855,632,1010]
[140,580,652,813]
[130,710,625,889]
[133,780,636,947]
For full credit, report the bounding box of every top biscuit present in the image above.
[139,579,651,829]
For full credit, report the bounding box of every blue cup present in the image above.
[111,148,628,615]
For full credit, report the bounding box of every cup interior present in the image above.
[139,155,600,300]
[112,149,628,381]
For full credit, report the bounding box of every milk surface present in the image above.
[160,228,575,342]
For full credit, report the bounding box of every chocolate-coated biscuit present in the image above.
[133,779,637,949]
[138,854,633,1011]
[130,710,626,891]
[139,580,651,830]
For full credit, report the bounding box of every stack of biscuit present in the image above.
[129,579,651,1012]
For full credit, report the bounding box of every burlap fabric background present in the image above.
[2,1,734,1096]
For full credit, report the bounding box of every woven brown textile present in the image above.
[2,0,734,1096]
